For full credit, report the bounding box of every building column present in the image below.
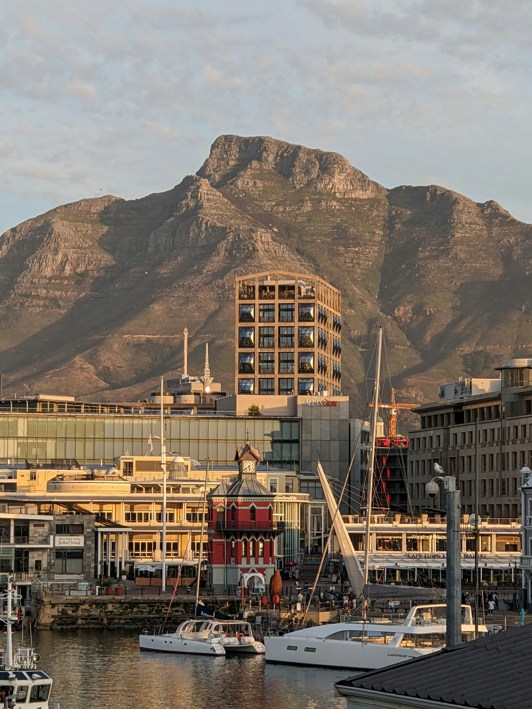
[96,530,102,579]
[106,532,112,577]
[116,533,122,578]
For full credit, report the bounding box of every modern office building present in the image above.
[408,360,532,519]
[235,271,342,397]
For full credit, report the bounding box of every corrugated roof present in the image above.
[336,624,532,709]
[226,477,271,497]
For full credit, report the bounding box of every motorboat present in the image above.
[139,617,265,656]
[264,603,487,670]
[0,577,57,707]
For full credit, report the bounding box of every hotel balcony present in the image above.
[215,520,277,531]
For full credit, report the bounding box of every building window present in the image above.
[269,478,278,493]
[250,506,256,521]
[298,353,314,374]
[128,540,156,557]
[238,353,255,374]
[259,304,275,322]
[259,326,275,348]
[259,352,275,374]
[279,303,294,322]
[279,378,294,395]
[279,326,294,348]
[239,283,255,299]
[239,304,255,322]
[238,379,255,394]
[239,327,255,348]
[278,284,295,299]
[259,284,275,299]
[298,378,314,395]
[279,352,294,374]
[56,524,84,534]
[298,326,314,347]
[55,550,83,574]
[298,304,314,322]
[186,507,205,523]
[259,378,275,394]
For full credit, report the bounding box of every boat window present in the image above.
[29,683,51,701]
[303,647,317,653]
[287,645,298,651]
[326,629,395,643]
[0,686,14,701]
[15,686,28,702]
[399,633,445,649]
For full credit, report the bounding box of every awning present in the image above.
[134,560,198,571]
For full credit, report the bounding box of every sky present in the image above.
[1,0,532,236]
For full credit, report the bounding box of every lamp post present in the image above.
[426,463,461,648]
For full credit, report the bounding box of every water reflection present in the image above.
[32,631,348,709]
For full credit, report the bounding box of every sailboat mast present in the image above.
[160,377,167,593]
[5,577,14,668]
[194,460,209,609]
[363,326,383,588]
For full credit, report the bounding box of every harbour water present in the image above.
[31,630,349,708]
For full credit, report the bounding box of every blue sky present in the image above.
[1,0,531,236]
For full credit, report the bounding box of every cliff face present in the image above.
[0,134,530,414]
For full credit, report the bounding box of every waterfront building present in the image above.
[408,360,532,519]
[0,508,96,595]
[235,270,342,397]
[208,442,277,593]
[0,452,311,590]
[344,512,520,589]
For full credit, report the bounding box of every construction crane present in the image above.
[369,387,417,438]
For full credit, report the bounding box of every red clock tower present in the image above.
[208,442,277,594]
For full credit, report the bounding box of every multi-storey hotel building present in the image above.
[408,360,532,519]
[235,271,342,397]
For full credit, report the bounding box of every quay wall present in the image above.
[35,595,243,631]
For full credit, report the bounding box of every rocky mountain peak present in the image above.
[0,135,530,413]
[198,134,385,199]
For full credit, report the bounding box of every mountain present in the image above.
[0,135,530,419]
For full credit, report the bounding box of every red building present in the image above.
[208,442,278,594]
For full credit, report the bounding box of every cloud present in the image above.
[0,0,531,235]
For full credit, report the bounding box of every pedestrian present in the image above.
[487,598,495,615]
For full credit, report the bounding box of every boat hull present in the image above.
[264,635,427,671]
[221,638,265,655]
[139,633,225,656]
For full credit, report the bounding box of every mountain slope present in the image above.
[0,135,530,416]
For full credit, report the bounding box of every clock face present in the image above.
[242,460,255,473]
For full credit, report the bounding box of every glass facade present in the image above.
[0,414,301,468]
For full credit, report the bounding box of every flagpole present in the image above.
[160,377,167,593]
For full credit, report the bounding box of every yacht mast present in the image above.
[160,377,167,593]
[194,460,209,609]
[363,326,383,588]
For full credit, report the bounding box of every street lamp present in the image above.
[426,463,461,648]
